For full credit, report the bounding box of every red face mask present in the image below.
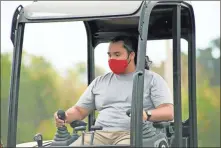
[108,59,129,74]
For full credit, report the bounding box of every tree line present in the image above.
[1,37,220,147]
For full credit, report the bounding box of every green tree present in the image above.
[1,51,107,144]
[1,53,12,145]
[150,37,220,147]
[1,52,65,143]
[197,37,220,86]
[16,53,63,143]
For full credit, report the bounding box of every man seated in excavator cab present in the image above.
[54,35,174,146]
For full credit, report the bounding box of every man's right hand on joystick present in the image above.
[54,110,67,127]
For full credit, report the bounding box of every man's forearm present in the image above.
[147,105,174,122]
[65,106,84,123]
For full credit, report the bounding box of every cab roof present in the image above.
[16,1,194,47]
[23,1,143,20]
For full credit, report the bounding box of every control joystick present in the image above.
[50,110,76,146]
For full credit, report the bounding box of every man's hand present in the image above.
[142,104,174,122]
[143,110,148,121]
[54,111,66,127]
[54,106,90,128]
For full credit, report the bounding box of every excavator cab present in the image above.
[7,1,197,147]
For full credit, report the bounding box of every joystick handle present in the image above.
[34,133,43,147]
[126,109,131,117]
[51,110,77,146]
[57,110,66,121]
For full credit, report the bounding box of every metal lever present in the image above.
[75,126,86,145]
[90,126,103,145]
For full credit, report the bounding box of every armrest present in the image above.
[70,120,87,128]
[75,126,87,131]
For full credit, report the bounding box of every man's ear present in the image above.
[130,52,135,60]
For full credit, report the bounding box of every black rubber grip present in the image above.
[90,126,103,131]
[126,109,131,117]
[57,110,66,120]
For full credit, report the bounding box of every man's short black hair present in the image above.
[110,35,152,70]
[110,35,138,54]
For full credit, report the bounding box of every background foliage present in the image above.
[1,37,220,147]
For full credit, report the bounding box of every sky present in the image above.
[1,1,220,75]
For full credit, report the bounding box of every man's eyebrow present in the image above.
[107,52,121,54]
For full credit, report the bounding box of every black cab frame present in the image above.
[7,1,197,147]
